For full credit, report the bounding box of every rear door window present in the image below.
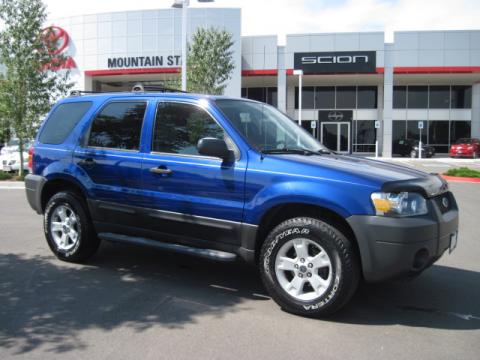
[39,101,93,144]
[87,101,147,151]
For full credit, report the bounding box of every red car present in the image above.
[449,138,480,158]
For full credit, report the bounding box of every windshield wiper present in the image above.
[260,147,332,157]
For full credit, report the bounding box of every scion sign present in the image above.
[294,51,376,74]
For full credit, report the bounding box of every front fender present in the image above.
[243,179,376,225]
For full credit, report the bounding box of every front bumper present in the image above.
[25,174,46,214]
[347,191,458,283]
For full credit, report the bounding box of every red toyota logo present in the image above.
[42,26,69,55]
[41,26,76,70]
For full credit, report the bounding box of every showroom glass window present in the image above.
[450,121,471,143]
[428,121,450,152]
[336,86,356,108]
[354,120,376,152]
[407,86,428,108]
[315,87,335,109]
[266,88,278,107]
[451,86,472,108]
[393,86,407,109]
[246,87,265,102]
[357,86,377,109]
[392,121,406,142]
[153,102,225,156]
[295,87,315,109]
[429,86,450,108]
[88,101,146,150]
[407,121,427,143]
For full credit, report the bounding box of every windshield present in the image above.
[215,99,326,153]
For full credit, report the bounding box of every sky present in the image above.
[42,0,480,43]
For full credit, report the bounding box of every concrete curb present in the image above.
[0,181,25,189]
[441,175,480,183]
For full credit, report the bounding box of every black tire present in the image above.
[44,191,100,262]
[260,217,360,317]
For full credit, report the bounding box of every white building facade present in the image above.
[49,8,480,157]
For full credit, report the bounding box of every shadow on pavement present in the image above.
[0,242,267,355]
[332,265,480,330]
[1,242,479,355]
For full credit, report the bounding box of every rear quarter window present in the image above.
[38,101,93,144]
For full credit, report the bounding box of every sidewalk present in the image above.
[363,155,480,174]
[0,181,25,189]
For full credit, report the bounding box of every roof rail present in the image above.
[69,90,102,96]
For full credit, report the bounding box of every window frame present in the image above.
[84,100,148,153]
[150,100,241,161]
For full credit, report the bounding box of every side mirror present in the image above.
[197,137,233,161]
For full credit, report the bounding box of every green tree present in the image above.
[0,0,73,175]
[186,27,234,95]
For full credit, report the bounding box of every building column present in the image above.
[382,44,394,157]
[84,75,93,91]
[377,84,384,155]
[472,82,480,138]
[277,45,287,113]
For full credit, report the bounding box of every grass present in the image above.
[444,167,480,178]
[0,171,13,180]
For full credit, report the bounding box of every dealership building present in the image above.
[50,7,480,157]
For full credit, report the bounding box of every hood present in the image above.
[266,153,446,196]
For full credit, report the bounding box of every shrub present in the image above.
[0,171,13,180]
[444,167,480,178]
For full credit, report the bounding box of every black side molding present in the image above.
[99,232,237,262]
[24,174,47,214]
[381,174,448,198]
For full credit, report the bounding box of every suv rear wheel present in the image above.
[260,217,359,317]
[44,191,100,262]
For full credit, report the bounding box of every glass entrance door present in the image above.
[320,122,350,153]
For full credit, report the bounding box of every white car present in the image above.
[0,139,31,172]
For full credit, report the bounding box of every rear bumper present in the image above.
[25,174,46,214]
[347,191,459,283]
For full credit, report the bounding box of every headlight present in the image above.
[371,192,428,217]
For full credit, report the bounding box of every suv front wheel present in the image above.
[260,217,360,317]
[44,191,100,262]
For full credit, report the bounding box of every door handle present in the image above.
[149,166,173,175]
[78,158,95,167]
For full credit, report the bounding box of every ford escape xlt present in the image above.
[25,91,459,317]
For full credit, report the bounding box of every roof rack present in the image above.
[69,90,103,96]
[131,83,187,93]
[68,83,188,97]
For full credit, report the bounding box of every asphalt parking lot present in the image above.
[1,181,479,360]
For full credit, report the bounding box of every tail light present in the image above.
[28,146,34,174]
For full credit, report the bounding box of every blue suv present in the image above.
[25,90,459,317]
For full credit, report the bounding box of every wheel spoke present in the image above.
[276,256,296,271]
[60,233,68,247]
[287,276,305,296]
[57,207,67,221]
[51,221,63,232]
[69,230,78,242]
[69,213,78,225]
[293,239,309,259]
[308,275,329,294]
[310,251,330,269]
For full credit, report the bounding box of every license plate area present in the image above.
[449,231,458,253]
